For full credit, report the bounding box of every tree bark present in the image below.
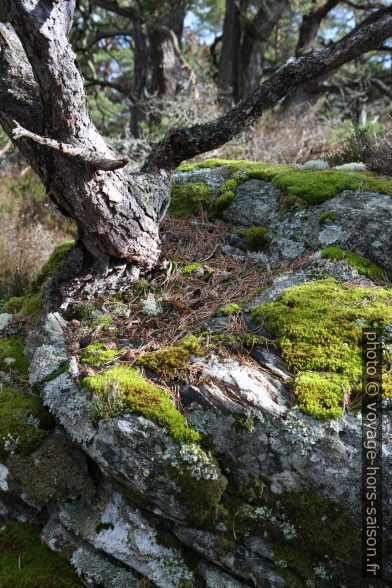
[217,0,248,107]
[281,0,340,112]
[239,0,289,99]
[0,2,391,290]
[0,3,165,274]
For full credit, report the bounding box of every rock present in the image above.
[222,180,281,227]
[0,463,9,491]
[174,526,286,588]
[0,313,12,331]
[302,159,330,170]
[42,373,96,443]
[60,486,197,588]
[172,165,231,194]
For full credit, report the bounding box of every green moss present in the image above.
[178,467,227,526]
[90,316,114,331]
[293,372,348,420]
[83,366,200,443]
[181,263,205,276]
[2,242,75,321]
[0,522,83,587]
[136,346,190,381]
[251,279,392,417]
[320,247,384,282]
[181,335,202,355]
[0,386,55,460]
[213,190,235,214]
[7,434,94,507]
[177,158,392,204]
[18,293,42,318]
[170,183,212,218]
[217,303,241,316]
[82,342,125,367]
[224,478,360,588]
[1,296,24,314]
[31,241,75,291]
[245,226,269,251]
[319,211,337,225]
[0,336,30,376]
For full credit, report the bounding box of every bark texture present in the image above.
[281,0,340,112]
[218,0,289,106]
[0,2,165,271]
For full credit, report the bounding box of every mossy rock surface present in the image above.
[0,385,55,460]
[177,158,392,205]
[0,336,29,376]
[320,246,384,282]
[251,278,392,418]
[83,365,200,443]
[0,522,83,587]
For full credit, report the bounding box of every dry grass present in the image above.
[0,170,75,298]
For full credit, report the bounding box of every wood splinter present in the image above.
[11,121,128,171]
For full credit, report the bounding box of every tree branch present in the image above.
[143,8,392,172]
[11,121,128,171]
[92,0,138,19]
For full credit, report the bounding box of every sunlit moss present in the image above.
[83,366,200,443]
[320,247,384,282]
[177,158,392,204]
[217,303,241,316]
[136,346,191,381]
[170,182,212,217]
[82,342,124,368]
[251,279,392,418]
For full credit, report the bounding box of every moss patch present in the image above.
[31,241,75,291]
[245,226,269,251]
[217,303,241,316]
[225,479,360,588]
[1,242,75,320]
[0,336,30,376]
[318,211,337,225]
[83,366,200,443]
[177,159,392,205]
[170,182,212,218]
[0,522,83,587]
[136,345,191,381]
[82,342,124,368]
[8,434,95,507]
[251,279,392,418]
[320,246,384,282]
[0,386,54,460]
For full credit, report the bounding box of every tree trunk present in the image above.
[217,0,248,107]
[239,0,288,100]
[0,5,167,279]
[281,0,340,113]
[0,1,391,304]
[130,7,185,137]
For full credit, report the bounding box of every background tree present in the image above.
[0,2,391,305]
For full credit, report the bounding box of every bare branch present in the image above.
[370,77,392,99]
[143,8,392,172]
[11,121,128,171]
[92,0,138,19]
